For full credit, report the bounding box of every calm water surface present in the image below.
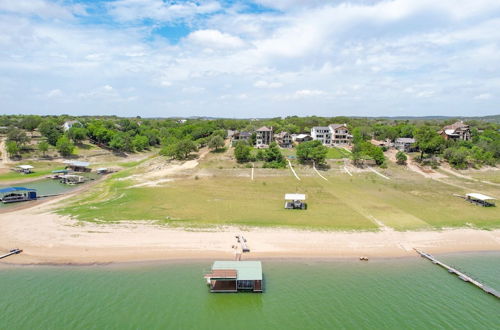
[0,178,82,208]
[0,252,499,329]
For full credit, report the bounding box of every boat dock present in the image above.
[414,248,500,299]
[0,249,23,260]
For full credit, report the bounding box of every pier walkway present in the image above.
[0,249,22,260]
[414,248,499,299]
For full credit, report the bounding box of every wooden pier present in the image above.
[0,249,23,260]
[414,248,500,299]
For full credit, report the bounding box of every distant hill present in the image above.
[366,115,500,123]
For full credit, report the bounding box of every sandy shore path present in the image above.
[1,202,499,264]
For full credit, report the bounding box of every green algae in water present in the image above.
[0,253,499,329]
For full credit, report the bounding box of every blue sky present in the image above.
[0,0,499,118]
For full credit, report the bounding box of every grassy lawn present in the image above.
[326,147,351,159]
[58,159,500,231]
[0,161,65,182]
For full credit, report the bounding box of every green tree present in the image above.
[67,126,87,144]
[7,127,30,146]
[6,141,20,157]
[414,126,444,159]
[234,142,252,163]
[396,151,407,165]
[263,142,286,168]
[38,120,62,145]
[296,140,328,165]
[56,135,75,156]
[132,135,149,151]
[208,135,225,151]
[19,115,42,131]
[38,140,49,157]
[109,132,133,152]
[160,139,198,160]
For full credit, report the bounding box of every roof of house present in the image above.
[238,131,251,137]
[0,187,36,193]
[285,193,306,200]
[64,160,90,167]
[211,261,262,281]
[396,138,416,143]
[295,134,311,139]
[466,193,496,201]
[312,126,330,130]
[275,131,290,138]
[440,121,469,134]
[328,123,347,129]
[256,126,272,132]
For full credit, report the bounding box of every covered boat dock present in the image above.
[0,187,37,203]
[204,261,263,293]
[64,161,91,172]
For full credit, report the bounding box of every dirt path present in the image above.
[0,137,11,168]
[126,148,211,187]
[439,165,500,187]
[287,159,301,180]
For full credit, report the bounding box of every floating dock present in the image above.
[414,248,499,299]
[0,249,23,260]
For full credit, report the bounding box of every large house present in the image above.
[292,134,313,143]
[395,138,416,152]
[62,120,80,131]
[328,124,352,145]
[310,126,332,146]
[438,121,471,141]
[274,131,292,148]
[255,126,273,147]
[231,131,251,146]
[311,124,352,146]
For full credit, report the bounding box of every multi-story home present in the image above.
[395,138,416,152]
[438,121,471,141]
[274,131,292,148]
[310,126,332,146]
[255,126,273,147]
[231,131,252,146]
[328,124,352,145]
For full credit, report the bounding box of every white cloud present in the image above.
[475,93,492,100]
[46,89,62,98]
[294,89,326,97]
[0,0,86,19]
[185,29,246,49]
[254,80,282,88]
[108,0,220,22]
[1,0,500,117]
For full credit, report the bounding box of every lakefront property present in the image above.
[2,0,500,327]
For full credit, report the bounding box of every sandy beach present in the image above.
[1,194,499,264]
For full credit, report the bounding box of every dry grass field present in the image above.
[58,149,500,231]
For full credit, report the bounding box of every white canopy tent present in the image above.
[466,193,496,201]
[284,193,306,201]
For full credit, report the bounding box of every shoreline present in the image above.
[1,208,499,265]
[1,249,500,268]
[1,175,499,266]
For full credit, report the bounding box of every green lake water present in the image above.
[1,252,499,329]
[0,179,80,208]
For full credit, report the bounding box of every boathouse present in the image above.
[64,161,91,172]
[204,261,263,293]
[0,187,37,203]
